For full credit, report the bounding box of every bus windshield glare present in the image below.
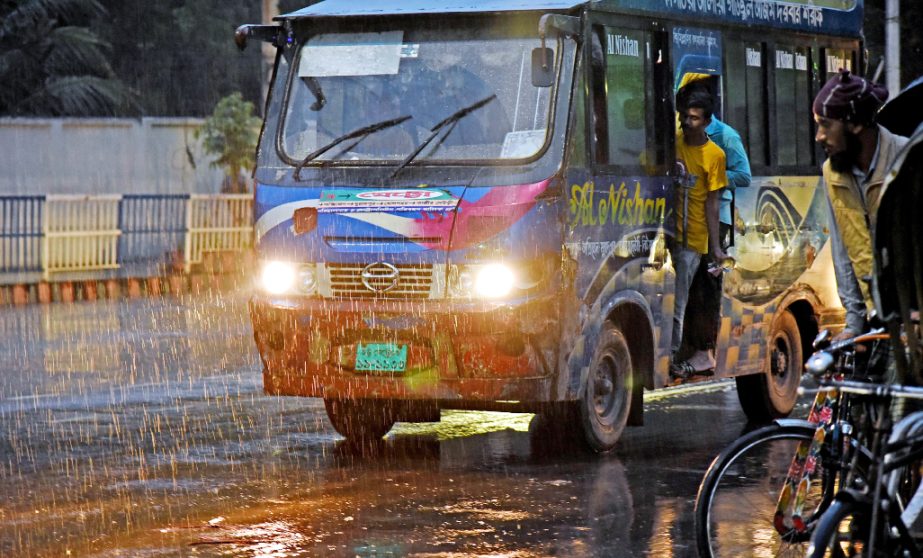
[282,28,561,164]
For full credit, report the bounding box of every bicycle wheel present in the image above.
[695,422,832,557]
[805,499,869,558]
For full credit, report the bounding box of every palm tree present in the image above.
[0,0,135,116]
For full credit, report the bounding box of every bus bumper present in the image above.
[248,295,561,404]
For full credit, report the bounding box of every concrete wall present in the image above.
[0,118,232,196]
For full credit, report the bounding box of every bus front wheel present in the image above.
[323,398,397,441]
[736,310,803,422]
[579,324,633,453]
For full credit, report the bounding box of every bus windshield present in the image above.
[281,27,563,165]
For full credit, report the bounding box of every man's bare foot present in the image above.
[687,349,716,372]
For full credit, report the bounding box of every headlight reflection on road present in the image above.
[393,410,533,440]
[194,520,306,557]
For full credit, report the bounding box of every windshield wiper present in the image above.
[293,114,412,180]
[304,77,326,111]
[390,94,497,179]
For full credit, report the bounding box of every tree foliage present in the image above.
[3,1,922,117]
[0,0,136,116]
[0,0,263,117]
[196,92,261,193]
[97,0,262,117]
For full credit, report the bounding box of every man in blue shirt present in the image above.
[708,117,752,246]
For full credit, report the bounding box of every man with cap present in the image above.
[814,69,908,341]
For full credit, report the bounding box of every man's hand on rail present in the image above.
[833,328,868,353]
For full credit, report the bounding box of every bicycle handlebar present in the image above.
[801,378,923,400]
[804,328,889,377]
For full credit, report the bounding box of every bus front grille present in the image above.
[327,263,435,299]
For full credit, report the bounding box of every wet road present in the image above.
[0,293,791,557]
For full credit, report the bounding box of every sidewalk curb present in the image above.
[0,273,250,306]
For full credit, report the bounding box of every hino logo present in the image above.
[360,262,400,293]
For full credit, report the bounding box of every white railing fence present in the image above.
[0,196,43,274]
[0,194,253,284]
[42,195,122,279]
[184,195,254,266]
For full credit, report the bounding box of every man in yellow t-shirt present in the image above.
[671,86,728,379]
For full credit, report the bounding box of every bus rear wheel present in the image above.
[323,398,397,441]
[579,324,632,453]
[736,310,803,422]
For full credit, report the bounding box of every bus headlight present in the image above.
[260,260,317,295]
[449,263,517,299]
[474,263,515,298]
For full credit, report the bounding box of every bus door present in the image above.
[673,27,724,116]
[564,15,675,390]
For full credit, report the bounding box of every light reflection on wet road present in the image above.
[0,294,806,557]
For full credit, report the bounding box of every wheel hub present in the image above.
[772,340,789,378]
[593,357,618,417]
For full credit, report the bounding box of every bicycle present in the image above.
[806,378,923,557]
[694,329,889,557]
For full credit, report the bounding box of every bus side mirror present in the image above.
[532,48,555,87]
[235,24,283,51]
[533,13,580,88]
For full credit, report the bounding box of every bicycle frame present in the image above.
[774,386,840,535]
[810,378,923,557]
[774,330,890,536]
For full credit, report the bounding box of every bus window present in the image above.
[568,54,587,169]
[593,25,650,169]
[281,29,553,163]
[726,41,768,168]
[774,46,812,167]
[824,47,854,78]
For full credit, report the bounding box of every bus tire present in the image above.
[323,398,396,441]
[736,310,803,422]
[579,324,632,453]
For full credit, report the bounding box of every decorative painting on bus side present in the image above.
[562,171,674,391]
[564,174,671,297]
[728,176,829,306]
[716,175,832,376]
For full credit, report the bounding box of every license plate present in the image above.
[355,343,408,372]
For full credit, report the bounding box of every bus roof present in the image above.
[279,0,586,19]
[280,0,862,37]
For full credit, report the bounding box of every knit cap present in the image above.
[813,69,889,123]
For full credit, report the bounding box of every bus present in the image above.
[237,0,863,452]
